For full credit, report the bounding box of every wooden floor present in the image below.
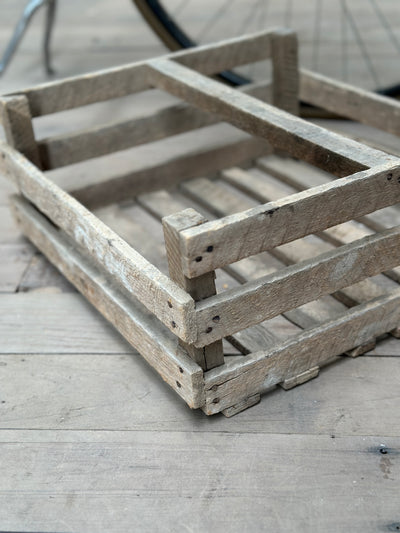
[1,2,400,532]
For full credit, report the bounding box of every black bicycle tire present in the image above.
[134,0,400,98]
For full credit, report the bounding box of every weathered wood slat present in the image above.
[181,177,376,324]
[147,58,397,172]
[0,142,196,342]
[0,95,41,167]
[258,154,400,235]
[37,81,273,170]
[11,195,204,408]
[204,289,400,414]
[220,168,399,300]
[180,176,394,351]
[138,188,302,355]
[270,29,298,114]
[177,164,400,278]
[194,226,400,346]
[163,209,224,370]
[70,133,268,209]
[10,30,277,117]
[257,155,400,283]
[300,69,400,136]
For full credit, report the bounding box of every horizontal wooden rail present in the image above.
[8,29,280,117]
[38,81,272,170]
[203,289,400,414]
[11,195,205,409]
[0,141,196,342]
[70,132,268,209]
[193,224,400,346]
[176,164,400,278]
[300,69,400,136]
[147,58,398,174]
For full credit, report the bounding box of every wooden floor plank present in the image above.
[0,430,398,533]
[0,243,33,292]
[0,292,134,354]
[0,353,399,437]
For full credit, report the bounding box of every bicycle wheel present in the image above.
[134,0,400,96]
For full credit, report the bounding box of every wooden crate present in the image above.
[2,29,400,417]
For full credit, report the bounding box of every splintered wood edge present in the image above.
[202,290,400,415]
[0,141,196,343]
[11,195,205,409]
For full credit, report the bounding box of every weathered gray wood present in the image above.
[163,209,224,369]
[17,252,76,293]
[204,289,400,414]
[180,177,382,353]
[147,58,398,173]
[258,154,400,235]
[0,291,132,354]
[223,168,400,306]
[38,81,272,170]
[171,29,275,74]
[221,393,261,417]
[280,366,320,390]
[177,164,400,278]
[138,188,303,353]
[0,243,33,292]
[300,69,400,136]
[271,29,299,115]
[11,196,204,408]
[70,132,268,209]
[0,95,41,167]
[10,30,276,118]
[138,189,300,355]
[257,155,400,284]
[11,63,151,117]
[1,429,399,533]
[0,142,196,342]
[195,226,400,346]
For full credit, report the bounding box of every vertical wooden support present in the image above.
[163,208,224,371]
[271,29,299,116]
[0,94,42,167]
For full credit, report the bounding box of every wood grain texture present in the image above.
[11,196,204,408]
[9,29,276,118]
[1,430,398,533]
[163,209,224,369]
[204,289,400,414]
[300,69,400,136]
[0,143,196,342]
[0,95,41,167]
[271,29,299,114]
[220,167,400,308]
[70,132,268,209]
[258,154,400,234]
[138,188,303,354]
[180,177,353,335]
[147,58,397,172]
[178,164,400,278]
[37,81,272,170]
[195,225,400,346]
